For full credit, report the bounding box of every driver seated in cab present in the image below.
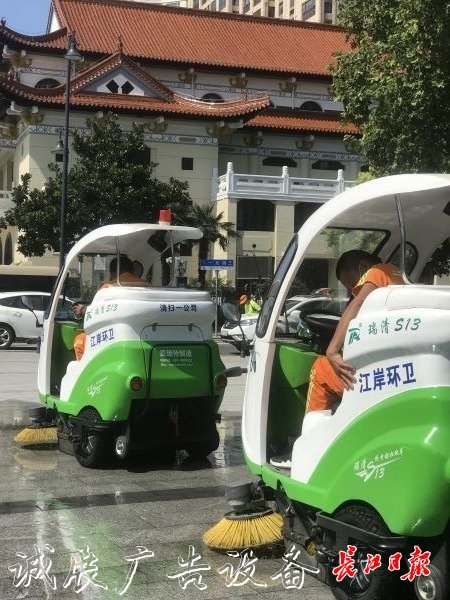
[270,250,404,469]
[72,255,143,360]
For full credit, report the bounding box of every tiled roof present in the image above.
[245,108,359,135]
[0,22,67,49]
[0,77,270,118]
[48,0,348,76]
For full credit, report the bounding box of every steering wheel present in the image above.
[298,307,341,354]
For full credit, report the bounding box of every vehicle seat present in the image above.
[267,342,317,456]
[50,321,83,394]
[301,410,333,434]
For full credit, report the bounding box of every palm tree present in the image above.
[186,204,238,287]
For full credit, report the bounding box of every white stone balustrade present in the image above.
[213,162,352,202]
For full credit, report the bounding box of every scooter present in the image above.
[237,174,450,600]
[35,214,229,467]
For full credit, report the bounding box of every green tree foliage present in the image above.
[0,114,192,256]
[332,0,450,175]
[184,204,237,286]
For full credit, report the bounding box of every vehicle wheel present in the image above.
[73,408,110,468]
[0,324,14,349]
[330,505,399,600]
[186,428,220,459]
[413,530,449,600]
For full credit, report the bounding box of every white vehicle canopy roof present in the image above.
[299,173,450,279]
[65,223,202,266]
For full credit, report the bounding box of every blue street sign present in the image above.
[199,259,234,270]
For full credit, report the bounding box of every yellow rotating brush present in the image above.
[14,425,58,446]
[203,507,283,551]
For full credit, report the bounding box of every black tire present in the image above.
[413,529,449,600]
[0,324,14,349]
[330,506,399,600]
[73,408,110,468]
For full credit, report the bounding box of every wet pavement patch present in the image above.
[0,485,225,515]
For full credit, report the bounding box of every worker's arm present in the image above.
[326,282,377,390]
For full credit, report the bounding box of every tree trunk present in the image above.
[197,240,209,288]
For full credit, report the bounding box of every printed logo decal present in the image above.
[87,376,108,398]
[354,448,404,482]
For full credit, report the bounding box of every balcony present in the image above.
[0,189,12,216]
[213,163,353,202]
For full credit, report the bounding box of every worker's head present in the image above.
[336,250,381,293]
[109,254,134,278]
[239,294,248,305]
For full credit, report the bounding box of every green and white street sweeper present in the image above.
[32,215,228,467]
[209,174,450,600]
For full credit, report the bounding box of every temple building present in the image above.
[0,0,362,288]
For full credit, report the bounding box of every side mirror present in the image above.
[221,302,241,323]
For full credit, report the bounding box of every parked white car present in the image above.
[0,292,73,349]
[221,292,347,353]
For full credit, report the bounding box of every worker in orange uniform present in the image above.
[73,255,143,360]
[305,249,404,412]
[271,250,404,468]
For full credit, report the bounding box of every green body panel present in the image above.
[248,386,450,537]
[49,341,147,421]
[148,343,212,399]
[267,343,317,451]
[45,339,225,422]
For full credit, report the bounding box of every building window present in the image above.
[300,101,322,112]
[311,160,345,171]
[324,0,333,13]
[294,201,322,231]
[0,238,2,264]
[218,0,226,8]
[268,6,275,16]
[302,0,316,19]
[121,81,134,95]
[201,93,224,103]
[181,157,194,170]
[106,79,135,94]
[262,157,297,168]
[106,79,120,93]
[237,199,275,231]
[278,0,283,14]
[35,78,60,89]
[243,0,250,12]
[236,255,274,280]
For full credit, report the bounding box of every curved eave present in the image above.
[245,110,359,135]
[0,78,270,118]
[0,23,67,50]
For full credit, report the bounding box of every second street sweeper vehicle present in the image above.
[31,213,229,467]
[210,175,450,600]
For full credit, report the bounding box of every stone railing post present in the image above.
[226,161,234,194]
[282,165,289,195]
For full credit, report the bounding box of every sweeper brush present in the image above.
[14,426,58,446]
[202,508,283,551]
